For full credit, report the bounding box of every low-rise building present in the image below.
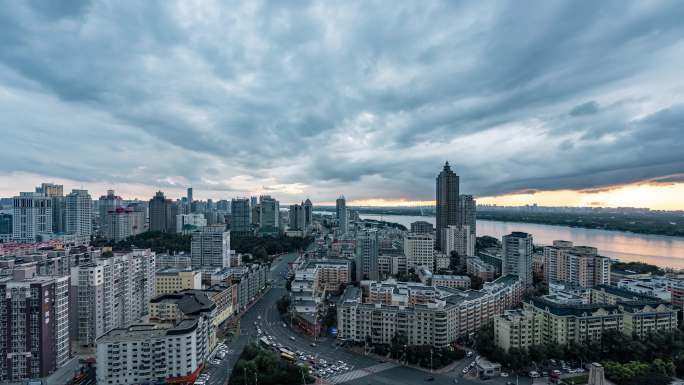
[337,275,523,348]
[467,257,497,282]
[494,285,679,352]
[155,268,202,295]
[416,265,470,289]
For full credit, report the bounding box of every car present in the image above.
[283,323,287,327]
[290,336,296,341]
[311,343,317,347]
[462,368,469,374]
[506,382,515,385]
[258,315,261,320]
[466,351,473,358]
[501,372,509,377]
[425,377,435,382]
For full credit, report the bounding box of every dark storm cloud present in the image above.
[0,0,683,201]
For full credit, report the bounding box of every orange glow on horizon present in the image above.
[329,182,684,210]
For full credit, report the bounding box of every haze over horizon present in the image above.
[2,1,684,209]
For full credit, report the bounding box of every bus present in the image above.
[279,347,295,356]
[280,352,296,362]
[259,337,271,348]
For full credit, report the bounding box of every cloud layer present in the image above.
[1,1,683,203]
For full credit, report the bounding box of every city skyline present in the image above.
[2,2,684,209]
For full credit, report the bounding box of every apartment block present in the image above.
[70,249,157,347]
[543,241,610,288]
[494,285,679,352]
[404,232,434,270]
[337,275,522,348]
[191,226,231,269]
[0,273,70,382]
[96,319,210,385]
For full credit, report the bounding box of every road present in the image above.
[214,250,502,385]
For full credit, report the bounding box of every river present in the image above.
[358,214,684,269]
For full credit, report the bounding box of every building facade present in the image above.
[70,249,157,347]
[230,198,252,237]
[66,189,92,238]
[0,274,70,382]
[191,226,231,269]
[156,268,202,295]
[458,195,476,236]
[436,162,459,248]
[13,192,53,243]
[543,241,610,288]
[336,196,348,234]
[356,230,379,281]
[404,233,435,270]
[337,275,523,348]
[502,232,533,287]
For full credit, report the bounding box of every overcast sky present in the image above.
[1,1,683,206]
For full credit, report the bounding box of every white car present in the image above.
[501,372,509,377]
[290,336,296,341]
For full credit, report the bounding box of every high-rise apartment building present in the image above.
[288,203,306,231]
[356,230,379,281]
[436,162,459,248]
[66,189,92,238]
[230,198,252,237]
[0,273,70,382]
[336,195,348,234]
[441,225,475,266]
[105,207,146,241]
[36,184,66,234]
[543,241,610,288]
[149,191,178,233]
[191,226,231,268]
[502,232,534,287]
[98,190,122,236]
[70,249,157,347]
[303,199,313,230]
[458,194,476,236]
[187,187,193,205]
[258,195,279,234]
[12,192,53,243]
[404,233,435,270]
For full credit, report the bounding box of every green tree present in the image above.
[276,296,290,315]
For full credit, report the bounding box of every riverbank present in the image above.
[358,214,684,269]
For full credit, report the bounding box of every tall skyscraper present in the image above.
[336,195,348,234]
[66,189,93,237]
[459,194,476,236]
[436,162,459,248]
[0,273,70,382]
[191,225,231,268]
[149,191,177,233]
[288,203,306,231]
[250,196,260,226]
[12,192,53,243]
[35,183,66,234]
[230,198,252,237]
[98,190,122,236]
[502,232,534,287]
[258,195,279,235]
[356,230,379,281]
[303,198,313,230]
[187,187,193,204]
